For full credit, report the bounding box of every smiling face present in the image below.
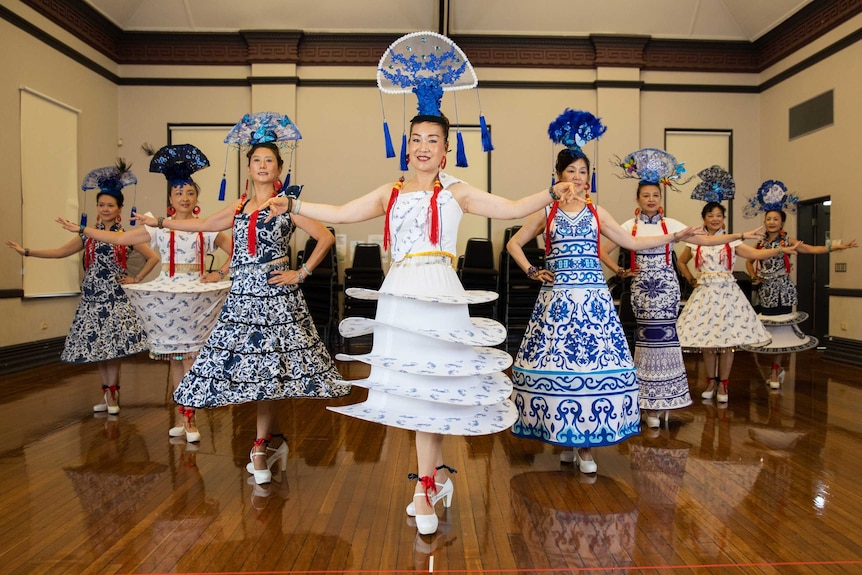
[408,121,447,171]
[169,183,199,217]
[702,204,726,233]
[556,156,590,194]
[636,184,662,216]
[96,193,122,223]
[247,144,283,186]
[764,210,785,233]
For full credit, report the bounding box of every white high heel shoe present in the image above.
[413,494,439,535]
[767,367,785,390]
[405,478,453,516]
[93,385,120,415]
[246,436,289,483]
[576,449,597,474]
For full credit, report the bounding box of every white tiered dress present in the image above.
[330,173,517,435]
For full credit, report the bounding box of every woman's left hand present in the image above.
[835,239,858,250]
[118,275,137,285]
[267,269,301,286]
[532,269,555,284]
[261,197,291,222]
[743,226,765,240]
[675,226,704,240]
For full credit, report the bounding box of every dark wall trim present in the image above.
[827,288,862,297]
[0,336,65,375]
[823,336,862,367]
[0,289,25,299]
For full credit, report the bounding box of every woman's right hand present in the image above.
[132,212,158,227]
[260,197,291,222]
[5,240,24,255]
[55,217,81,233]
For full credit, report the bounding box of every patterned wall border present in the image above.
[17,0,862,72]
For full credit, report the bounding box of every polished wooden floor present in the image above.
[2,348,862,574]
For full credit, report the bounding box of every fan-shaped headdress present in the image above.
[148,144,209,188]
[614,148,688,192]
[691,165,735,202]
[377,31,493,170]
[218,111,302,200]
[743,179,799,218]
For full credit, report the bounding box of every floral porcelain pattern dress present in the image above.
[122,224,230,360]
[676,240,771,351]
[331,173,516,435]
[620,215,692,411]
[512,206,639,447]
[173,195,348,408]
[61,223,149,363]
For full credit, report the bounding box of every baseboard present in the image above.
[823,336,862,367]
[0,337,65,375]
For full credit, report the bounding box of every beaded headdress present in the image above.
[377,31,493,170]
[80,159,137,227]
[691,165,735,202]
[148,144,209,188]
[218,111,302,200]
[614,148,688,192]
[743,179,799,218]
[548,108,606,192]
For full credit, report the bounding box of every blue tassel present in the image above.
[479,115,494,152]
[129,206,137,226]
[399,133,408,171]
[80,213,88,227]
[218,176,226,201]
[591,170,597,194]
[284,171,291,189]
[456,132,468,168]
[383,121,395,158]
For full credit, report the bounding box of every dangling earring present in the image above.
[116,215,121,222]
[192,206,201,215]
[440,156,447,170]
[167,206,176,216]
[406,155,410,165]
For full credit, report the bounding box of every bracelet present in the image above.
[157,216,165,229]
[286,197,294,215]
[24,248,30,257]
[672,232,678,241]
[828,244,832,253]
[548,186,560,202]
[616,267,624,277]
[526,265,538,278]
[778,247,784,255]
[740,232,744,241]
[297,268,305,283]
[79,225,85,234]
[292,199,302,215]
[302,263,311,277]
[217,269,226,278]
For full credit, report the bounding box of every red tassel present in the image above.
[545,201,559,255]
[630,209,640,272]
[383,179,403,251]
[695,245,703,270]
[248,209,259,256]
[169,230,176,277]
[724,242,733,271]
[585,194,600,255]
[198,232,205,276]
[428,179,442,246]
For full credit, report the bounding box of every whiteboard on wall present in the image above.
[664,130,733,234]
[168,125,241,271]
[20,88,81,297]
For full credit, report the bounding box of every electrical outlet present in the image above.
[835,262,847,272]
[40,321,48,330]
[840,322,848,331]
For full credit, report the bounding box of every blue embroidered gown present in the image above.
[173,197,348,408]
[512,206,640,447]
[61,224,148,363]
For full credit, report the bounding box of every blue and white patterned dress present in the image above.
[621,215,692,411]
[122,225,230,360]
[173,196,348,408]
[61,223,149,363]
[512,206,639,447]
[676,239,771,352]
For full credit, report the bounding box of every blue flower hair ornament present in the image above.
[148,144,209,187]
[691,165,735,202]
[614,148,689,191]
[548,109,606,156]
[743,179,799,218]
[81,160,137,196]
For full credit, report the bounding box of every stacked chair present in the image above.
[342,243,385,352]
[298,228,339,351]
[499,226,544,351]
[457,238,498,320]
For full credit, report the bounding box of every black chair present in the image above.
[458,238,497,319]
[618,288,637,353]
[298,229,339,350]
[342,243,385,352]
[500,227,544,351]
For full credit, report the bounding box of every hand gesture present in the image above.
[674,226,703,241]
[200,271,225,283]
[784,240,803,255]
[834,239,858,250]
[261,197,291,223]
[55,217,81,233]
[132,212,158,227]
[743,226,765,240]
[267,268,301,286]
[5,240,25,255]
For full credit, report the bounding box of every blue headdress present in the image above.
[691,165,735,202]
[80,159,137,227]
[218,112,302,199]
[548,108,606,191]
[743,179,799,218]
[377,31,493,170]
[614,148,689,192]
[148,144,209,188]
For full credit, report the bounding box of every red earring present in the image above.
[167,206,176,216]
[116,215,121,222]
[406,155,410,165]
[440,156,447,170]
[192,206,201,215]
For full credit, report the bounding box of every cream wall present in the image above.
[2,12,860,348]
[0,17,119,345]
[759,40,862,341]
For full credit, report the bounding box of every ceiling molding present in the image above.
[16,0,862,72]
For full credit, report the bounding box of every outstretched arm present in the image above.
[736,240,802,260]
[795,238,857,255]
[262,184,391,224]
[6,237,83,259]
[455,181,573,221]
[688,226,765,246]
[134,201,239,232]
[56,217,151,246]
[597,206,700,251]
